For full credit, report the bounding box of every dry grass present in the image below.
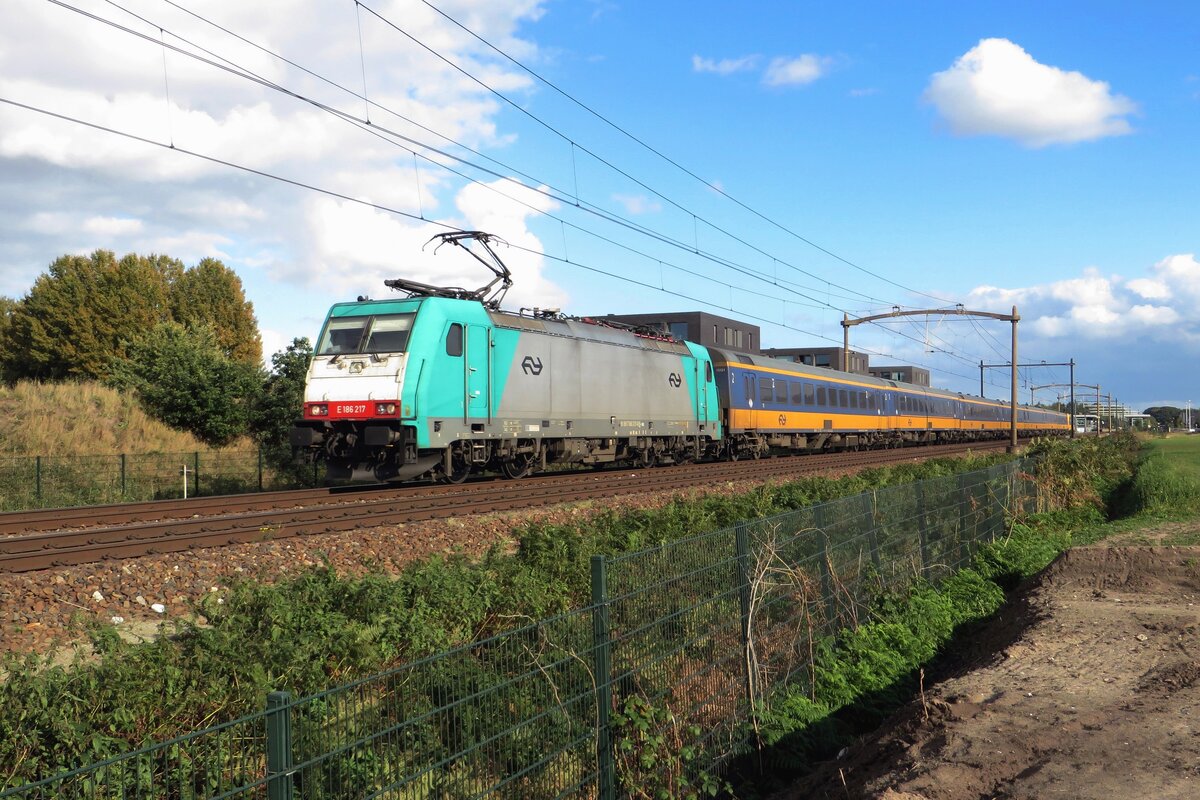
[0,380,252,456]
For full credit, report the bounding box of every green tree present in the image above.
[252,337,313,447]
[1144,406,1183,431]
[1,251,177,380]
[169,258,262,365]
[109,322,263,446]
[0,296,16,383]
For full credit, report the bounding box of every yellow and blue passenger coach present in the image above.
[709,349,1069,459]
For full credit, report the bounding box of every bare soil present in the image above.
[778,533,1200,799]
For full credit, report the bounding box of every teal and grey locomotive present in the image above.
[289,233,723,482]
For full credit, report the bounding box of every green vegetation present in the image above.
[739,430,1195,794]
[0,250,310,456]
[0,434,1161,796]
[0,250,261,383]
[0,452,1016,787]
[1129,435,1200,518]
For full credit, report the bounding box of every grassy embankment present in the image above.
[0,381,278,509]
[0,381,249,456]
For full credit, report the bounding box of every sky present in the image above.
[1,0,1197,412]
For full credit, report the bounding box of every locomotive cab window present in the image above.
[446,323,463,357]
[318,313,416,356]
[705,362,713,382]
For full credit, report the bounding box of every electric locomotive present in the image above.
[289,232,722,482]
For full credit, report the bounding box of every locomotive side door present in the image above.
[466,325,490,420]
[695,359,711,427]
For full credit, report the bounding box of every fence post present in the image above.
[120,453,127,499]
[812,505,838,632]
[590,555,616,800]
[193,451,200,497]
[35,456,42,507]
[864,492,883,575]
[265,691,294,800]
[258,446,264,493]
[735,524,754,710]
[956,473,971,568]
[914,482,931,576]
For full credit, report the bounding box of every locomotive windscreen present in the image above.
[317,313,416,355]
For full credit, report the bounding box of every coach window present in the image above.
[816,386,827,406]
[759,377,773,403]
[446,323,463,356]
[849,391,859,409]
[791,381,803,405]
[776,381,788,403]
[803,383,815,406]
[839,389,849,408]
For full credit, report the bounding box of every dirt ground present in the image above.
[779,526,1200,799]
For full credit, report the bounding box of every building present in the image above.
[596,312,761,353]
[759,346,869,374]
[868,365,931,387]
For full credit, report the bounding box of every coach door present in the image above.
[465,325,490,421]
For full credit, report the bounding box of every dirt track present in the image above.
[779,541,1200,799]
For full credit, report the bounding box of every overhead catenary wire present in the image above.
[410,0,959,307]
[76,0,892,314]
[0,93,986,385]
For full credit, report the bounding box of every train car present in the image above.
[289,294,722,482]
[707,349,1069,457]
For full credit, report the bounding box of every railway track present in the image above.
[0,440,1018,573]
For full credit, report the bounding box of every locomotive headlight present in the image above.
[309,403,328,416]
[375,402,397,415]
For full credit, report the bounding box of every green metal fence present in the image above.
[0,459,1036,799]
[0,447,320,511]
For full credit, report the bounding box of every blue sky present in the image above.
[1,0,1197,411]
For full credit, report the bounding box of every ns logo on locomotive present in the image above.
[289,232,1069,484]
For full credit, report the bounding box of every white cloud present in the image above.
[763,55,830,87]
[83,216,143,236]
[966,256,1200,343]
[1126,277,1170,300]
[924,38,1136,147]
[692,55,759,76]
[304,177,565,312]
[612,193,662,215]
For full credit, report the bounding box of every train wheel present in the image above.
[502,454,535,479]
[445,455,471,484]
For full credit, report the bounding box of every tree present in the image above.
[108,322,263,446]
[1,251,176,380]
[169,258,262,365]
[0,296,16,383]
[252,337,313,447]
[1144,406,1183,431]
